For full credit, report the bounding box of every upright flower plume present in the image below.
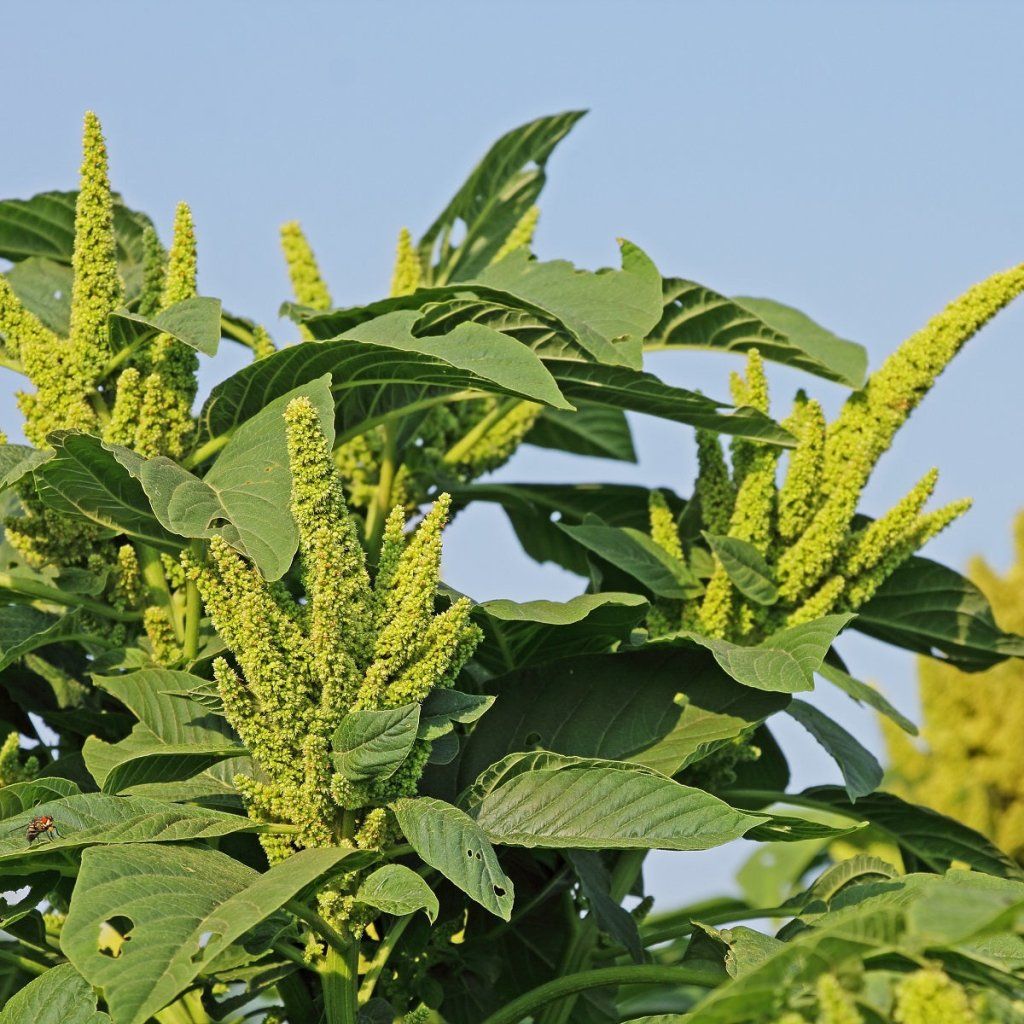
[885,511,1024,861]
[281,220,332,329]
[647,263,1024,644]
[185,396,480,867]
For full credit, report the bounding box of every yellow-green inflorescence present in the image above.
[647,264,1024,644]
[283,221,543,521]
[184,397,481,880]
[884,511,1024,861]
[106,200,200,459]
[2,113,209,663]
[280,220,332,339]
[893,969,977,1024]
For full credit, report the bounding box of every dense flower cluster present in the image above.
[281,218,544,519]
[885,511,1024,860]
[647,264,1024,643]
[185,396,480,866]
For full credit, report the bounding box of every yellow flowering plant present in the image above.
[0,110,1023,1024]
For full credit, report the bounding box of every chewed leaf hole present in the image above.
[493,886,506,897]
[99,916,134,958]
[466,849,474,858]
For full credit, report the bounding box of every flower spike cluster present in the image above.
[649,263,1024,644]
[280,214,545,520]
[185,396,480,863]
[885,511,1024,861]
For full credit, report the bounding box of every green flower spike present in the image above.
[137,225,167,318]
[390,227,422,298]
[893,969,977,1024]
[69,110,121,379]
[281,220,333,313]
[185,396,480,864]
[816,974,862,1024]
[132,201,199,459]
[777,391,826,544]
[493,204,540,262]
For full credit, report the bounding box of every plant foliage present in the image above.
[0,109,1022,1024]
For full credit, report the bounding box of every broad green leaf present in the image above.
[677,614,854,694]
[744,814,866,844]
[31,433,180,550]
[471,592,649,674]
[452,481,687,577]
[526,403,637,462]
[816,660,917,736]
[0,962,110,1024]
[475,240,663,366]
[648,278,867,388]
[63,844,369,1024]
[418,689,495,741]
[392,797,514,920]
[471,753,763,850]
[93,669,237,746]
[0,443,50,490]
[547,358,794,447]
[331,704,421,783]
[427,730,459,766]
[93,668,247,799]
[200,316,571,442]
[417,110,586,284]
[3,257,72,335]
[459,648,788,786]
[855,553,1024,670]
[114,375,335,581]
[785,700,882,801]
[567,850,645,963]
[108,296,221,358]
[357,864,439,922]
[703,533,778,606]
[0,606,91,672]
[557,521,700,600]
[685,872,1024,1024]
[83,724,245,794]
[0,191,153,299]
[0,777,80,820]
[802,786,1024,879]
[0,793,251,870]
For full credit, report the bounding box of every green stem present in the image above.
[286,901,351,960]
[539,851,644,1024]
[480,964,723,1024]
[183,542,203,662]
[443,397,520,466]
[363,423,399,557]
[137,543,184,644]
[358,913,413,1003]
[321,939,359,1024]
[0,946,49,976]
[0,571,144,622]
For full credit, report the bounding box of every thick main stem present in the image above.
[321,939,360,1024]
[480,964,723,1024]
[182,542,203,662]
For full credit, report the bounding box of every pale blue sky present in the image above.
[2,1,1023,906]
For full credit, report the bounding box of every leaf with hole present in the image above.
[392,797,514,920]
[62,844,369,1024]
